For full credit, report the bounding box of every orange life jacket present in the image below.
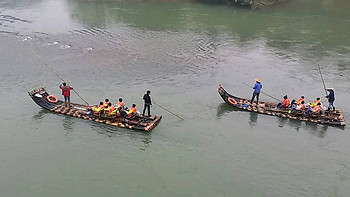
[282,98,290,107]
[297,103,305,111]
[104,106,111,112]
[127,107,137,117]
[116,101,124,110]
[93,105,104,114]
[297,98,304,105]
[312,105,322,113]
[109,105,116,114]
[312,100,320,107]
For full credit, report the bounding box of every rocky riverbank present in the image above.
[250,0,287,9]
[73,0,287,9]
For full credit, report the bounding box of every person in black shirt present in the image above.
[326,88,335,111]
[142,90,152,116]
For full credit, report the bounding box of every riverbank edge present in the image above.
[251,0,287,9]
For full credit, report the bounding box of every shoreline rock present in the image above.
[251,0,287,9]
[198,0,288,9]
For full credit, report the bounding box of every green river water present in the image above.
[0,0,350,196]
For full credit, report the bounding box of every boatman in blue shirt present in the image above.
[250,78,262,104]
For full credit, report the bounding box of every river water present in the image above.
[1,0,350,196]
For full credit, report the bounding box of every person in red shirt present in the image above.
[59,82,73,102]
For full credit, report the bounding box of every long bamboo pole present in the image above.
[139,94,183,120]
[241,82,280,101]
[30,49,89,105]
[317,64,328,95]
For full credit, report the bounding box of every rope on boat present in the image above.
[241,82,280,101]
[30,48,89,105]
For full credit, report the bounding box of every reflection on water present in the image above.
[216,102,259,127]
[63,116,75,136]
[64,0,350,56]
[1,0,350,77]
[216,102,344,137]
[216,102,239,118]
[89,120,153,148]
[31,109,152,146]
[31,109,51,121]
[249,112,257,126]
[276,117,343,138]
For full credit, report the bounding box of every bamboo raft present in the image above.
[218,85,346,126]
[29,87,162,131]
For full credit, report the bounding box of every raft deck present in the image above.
[218,85,346,126]
[29,87,162,131]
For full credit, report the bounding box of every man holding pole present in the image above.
[250,78,262,104]
[59,82,73,103]
[142,90,152,117]
[326,88,335,111]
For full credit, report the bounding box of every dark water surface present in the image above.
[1,0,350,196]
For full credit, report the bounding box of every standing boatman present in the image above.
[250,78,262,104]
[59,82,73,103]
[326,88,335,111]
[142,90,152,117]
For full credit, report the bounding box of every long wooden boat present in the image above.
[29,87,162,131]
[218,85,346,126]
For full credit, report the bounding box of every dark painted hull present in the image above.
[218,85,346,126]
[29,88,162,131]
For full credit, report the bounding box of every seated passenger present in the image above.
[126,104,137,118]
[305,102,313,114]
[297,96,305,105]
[104,98,110,108]
[275,95,290,109]
[103,102,111,114]
[288,100,297,113]
[312,102,322,113]
[115,98,124,110]
[311,97,321,107]
[296,100,305,111]
[92,102,104,114]
[108,102,116,115]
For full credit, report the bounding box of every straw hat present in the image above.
[255,78,261,83]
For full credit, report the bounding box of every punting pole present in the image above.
[30,49,89,105]
[152,101,184,121]
[317,64,328,95]
[139,94,183,120]
[241,82,280,101]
